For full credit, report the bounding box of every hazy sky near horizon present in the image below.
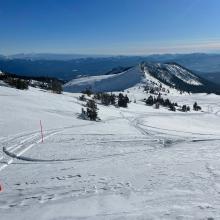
[1,0,220,55]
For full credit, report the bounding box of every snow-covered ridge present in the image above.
[64,62,208,93]
[63,66,145,92]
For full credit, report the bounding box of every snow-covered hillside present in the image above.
[144,63,203,86]
[64,66,144,92]
[1,85,220,220]
[165,64,202,85]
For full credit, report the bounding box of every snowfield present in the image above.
[1,85,220,220]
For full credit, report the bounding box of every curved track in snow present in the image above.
[0,123,94,171]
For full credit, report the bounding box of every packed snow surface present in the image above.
[1,85,220,220]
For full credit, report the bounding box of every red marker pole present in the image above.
[0,183,3,192]
[40,120,44,143]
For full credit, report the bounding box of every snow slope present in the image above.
[165,64,202,85]
[143,62,220,94]
[63,66,145,92]
[1,85,220,220]
[144,63,203,87]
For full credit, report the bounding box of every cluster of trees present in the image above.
[32,79,63,94]
[79,91,130,121]
[181,105,190,112]
[5,78,29,90]
[0,71,63,93]
[145,94,177,111]
[94,93,116,106]
[88,91,129,108]
[145,94,201,112]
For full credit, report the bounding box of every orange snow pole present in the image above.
[40,120,44,143]
[0,183,3,192]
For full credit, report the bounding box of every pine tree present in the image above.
[51,79,62,94]
[86,99,98,120]
[193,102,198,111]
[193,102,201,111]
[110,93,116,105]
[79,94,86,101]
[169,103,176,111]
[118,93,128,108]
[182,105,187,112]
[16,79,29,90]
[124,95,129,105]
[101,93,111,106]
[146,95,154,106]
[164,98,171,107]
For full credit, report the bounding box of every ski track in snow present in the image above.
[0,130,59,172]
[0,123,95,171]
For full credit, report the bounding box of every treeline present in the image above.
[145,94,202,112]
[0,73,29,90]
[0,71,63,93]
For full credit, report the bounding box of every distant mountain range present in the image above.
[2,53,109,60]
[0,53,220,84]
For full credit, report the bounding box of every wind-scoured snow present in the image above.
[1,85,220,220]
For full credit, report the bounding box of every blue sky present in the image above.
[1,0,220,55]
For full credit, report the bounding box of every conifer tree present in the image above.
[86,99,98,120]
[51,79,62,94]
[146,95,154,106]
